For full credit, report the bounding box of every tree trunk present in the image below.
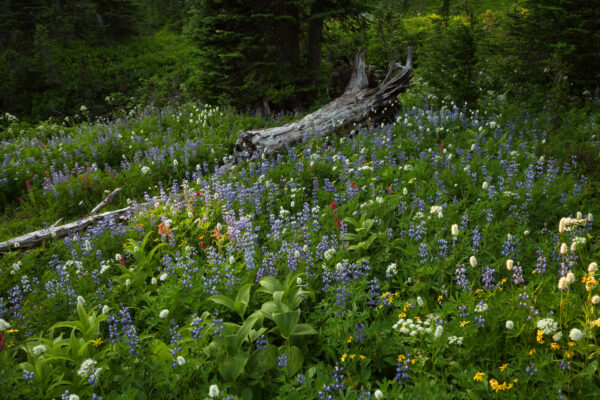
[234,47,413,161]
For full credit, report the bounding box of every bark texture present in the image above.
[234,47,412,161]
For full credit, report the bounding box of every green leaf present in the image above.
[151,339,172,363]
[209,295,235,312]
[280,345,303,376]
[219,353,248,382]
[290,323,317,336]
[259,276,284,294]
[273,310,299,338]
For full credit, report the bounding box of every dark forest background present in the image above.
[1,0,598,122]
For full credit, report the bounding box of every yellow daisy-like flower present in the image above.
[568,341,576,347]
[566,351,573,359]
[473,372,485,382]
[398,312,406,318]
[550,342,560,350]
[6,329,18,334]
[359,355,366,360]
[529,348,536,355]
[341,353,347,362]
[460,320,470,327]
[437,295,443,302]
[499,363,509,371]
[397,354,406,362]
[347,336,352,344]
[92,337,103,347]
[349,354,356,359]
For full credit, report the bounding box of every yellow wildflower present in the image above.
[93,337,103,347]
[536,329,545,344]
[6,329,18,334]
[398,312,406,318]
[550,342,560,350]
[499,363,509,371]
[359,355,366,360]
[568,341,576,347]
[473,372,485,381]
[349,354,356,359]
[341,353,347,362]
[529,348,536,355]
[347,336,352,344]
[460,320,470,327]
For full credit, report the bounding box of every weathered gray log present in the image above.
[0,187,127,253]
[234,47,412,160]
[0,207,134,253]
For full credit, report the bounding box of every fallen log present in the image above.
[0,188,129,253]
[234,47,412,160]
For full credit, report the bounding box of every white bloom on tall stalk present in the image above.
[159,309,169,319]
[592,295,600,305]
[576,211,583,220]
[115,253,122,261]
[374,389,384,399]
[68,395,80,400]
[32,345,46,355]
[296,277,303,286]
[451,224,459,237]
[570,242,577,252]
[172,159,178,167]
[177,356,186,366]
[505,320,514,330]
[77,296,86,306]
[566,272,576,284]
[125,279,131,287]
[141,166,150,175]
[99,264,110,274]
[469,256,477,268]
[0,318,11,331]
[589,262,598,273]
[482,181,489,190]
[376,196,384,204]
[569,328,584,342]
[552,332,563,341]
[417,296,424,307]
[560,243,568,255]
[506,259,514,271]
[403,187,408,196]
[102,305,110,315]
[209,384,220,398]
[434,325,444,339]
[558,276,569,290]
[151,277,157,285]
[588,213,593,222]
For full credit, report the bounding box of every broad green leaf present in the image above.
[273,310,299,338]
[209,295,235,312]
[219,353,248,382]
[290,323,317,336]
[259,277,284,294]
[280,345,303,376]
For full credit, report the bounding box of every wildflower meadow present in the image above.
[1,89,600,399]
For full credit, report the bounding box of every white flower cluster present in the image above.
[10,261,21,275]
[536,318,558,334]
[386,263,398,277]
[77,358,99,378]
[447,335,464,345]
[393,318,432,336]
[474,302,488,312]
[429,205,443,218]
[324,248,336,260]
[569,328,584,342]
[0,318,11,331]
[559,216,589,234]
[33,344,47,355]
